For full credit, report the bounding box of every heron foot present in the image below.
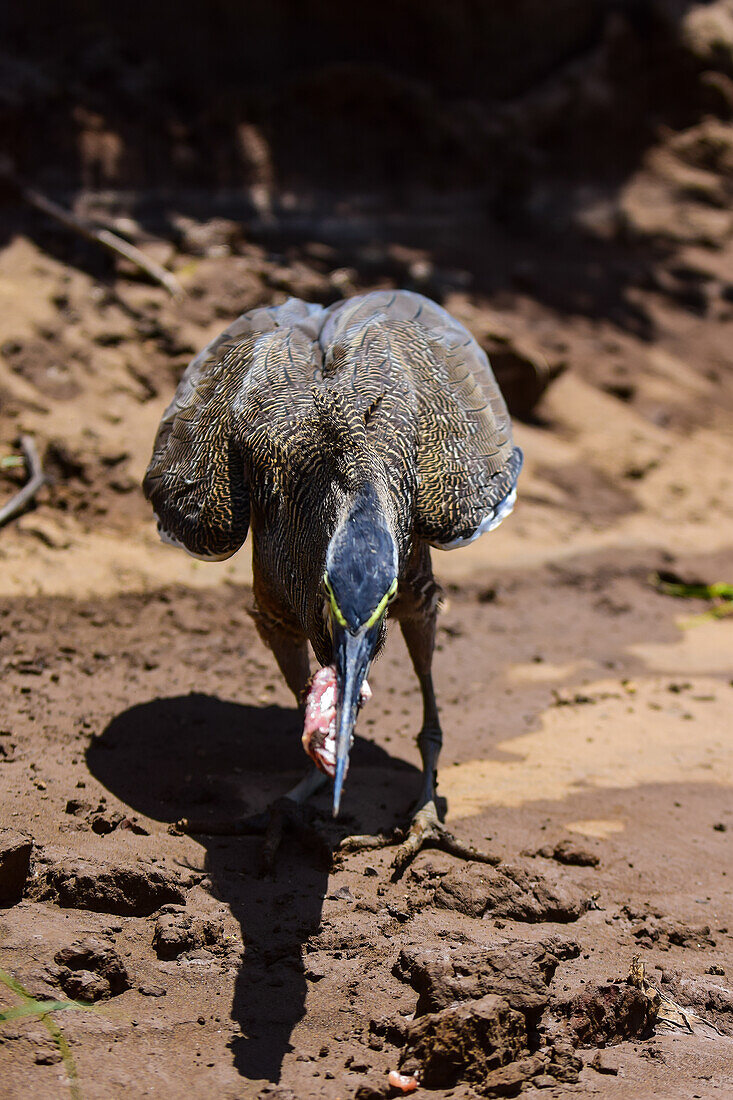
[259,797,335,874]
[337,799,501,878]
[177,797,334,875]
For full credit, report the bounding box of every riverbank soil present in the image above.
[1,3,733,1097]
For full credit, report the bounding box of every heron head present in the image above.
[323,484,398,814]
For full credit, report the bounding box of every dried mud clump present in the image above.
[0,732,17,763]
[391,935,584,1094]
[478,332,565,422]
[397,994,583,1095]
[623,906,716,949]
[353,1085,391,1100]
[54,935,130,1001]
[63,798,149,836]
[31,855,187,915]
[0,828,33,906]
[433,862,588,922]
[394,937,577,1023]
[532,839,600,867]
[554,982,657,1046]
[400,994,529,1094]
[152,906,226,959]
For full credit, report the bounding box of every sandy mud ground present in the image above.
[1,100,733,1096]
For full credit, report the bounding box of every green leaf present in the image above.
[681,602,733,629]
[0,1000,96,1022]
[0,964,95,1100]
[651,573,733,602]
[0,967,32,1001]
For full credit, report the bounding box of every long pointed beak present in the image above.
[332,623,378,816]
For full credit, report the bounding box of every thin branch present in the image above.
[0,436,46,528]
[22,184,185,299]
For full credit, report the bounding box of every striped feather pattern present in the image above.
[143,291,521,656]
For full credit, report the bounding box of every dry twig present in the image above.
[0,436,46,528]
[0,159,183,298]
[22,185,185,299]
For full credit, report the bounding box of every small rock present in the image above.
[0,738,17,763]
[152,908,226,959]
[0,828,33,906]
[628,913,715,950]
[673,974,733,1031]
[138,981,167,997]
[34,1048,62,1065]
[55,936,130,1000]
[369,1015,408,1048]
[354,1084,390,1100]
[65,799,93,817]
[589,1049,620,1075]
[58,969,111,1002]
[119,817,150,835]
[550,839,600,867]
[304,958,328,983]
[90,810,125,835]
[345,1055,370,1072]
[327,884,353,902]
[546,1040,583,1083]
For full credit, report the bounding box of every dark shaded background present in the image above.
[2,1,731,446]
[0,1,719,204]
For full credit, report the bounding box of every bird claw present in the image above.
[259,798,337,874]
[177,798,334,875]
[336,800,501,878]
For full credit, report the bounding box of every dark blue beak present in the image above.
[332,622,378,816]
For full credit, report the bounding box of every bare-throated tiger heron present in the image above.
[144,291,522,872]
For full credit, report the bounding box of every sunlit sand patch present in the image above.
[441,676,733,821]
[565,819,626,839]
[508,659,595,685]
[0,528,256,598]
[630,619,733,675]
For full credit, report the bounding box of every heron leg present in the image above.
[339,546,499,876]
[249,586,311,702]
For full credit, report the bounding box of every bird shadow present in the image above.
[87,692,419,1085]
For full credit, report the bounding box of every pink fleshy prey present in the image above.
[388,1070,419,1093]
[302,665,371,777]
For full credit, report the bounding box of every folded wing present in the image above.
[143,300,323,560]
[321,290,522,549]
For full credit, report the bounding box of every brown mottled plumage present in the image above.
[144,290,521,866]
